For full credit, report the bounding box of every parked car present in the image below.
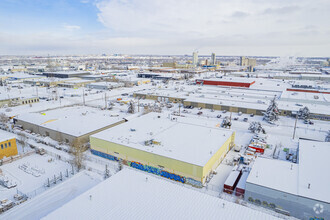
[250,114,254,117]
[243,118,248,122]
[234,117,238,120]
[304,119,314,125]
[222,110,227,113]
[197,111,203,115]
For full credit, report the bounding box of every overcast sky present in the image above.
[0,0,329,56]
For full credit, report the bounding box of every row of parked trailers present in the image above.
[223,170,250,197]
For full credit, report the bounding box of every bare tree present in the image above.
[18,132,27,153]
[248,121,266,134]
[263,96,280,124]
[70,139,86,171]
[127,101,135,114]
[298,106,310,120]
[325,130,330,142]
[143,103,162,114]
[0,113,9,128]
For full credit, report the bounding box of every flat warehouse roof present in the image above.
[197,77,255,83]
[91,112,234,167]
[247,139,330,203]
[246,157,299,195]
[43,71,89,75]
[0,130,15,142]
[16,106,125,137]
[43,169,279,220]
[298,139,330,203]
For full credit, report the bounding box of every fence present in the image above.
[85,154,119,171]
[0,150,35,166]
[16,167,76,200]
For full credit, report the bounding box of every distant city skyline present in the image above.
[0,0,329,57]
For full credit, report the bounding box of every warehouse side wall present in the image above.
[245,182,330,220]
[90,137,204,183]
[0,138,18,159]
[203,132,235,182]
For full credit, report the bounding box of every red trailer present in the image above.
[235,171,250,197]
[248,138,267,154]
[223,170,242,194]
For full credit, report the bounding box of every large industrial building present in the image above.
[14,106,126,144]
[245,139,330,220]
[196,78,256,88]
[90,113,235,187]
[0,86,39,107]
[134,80,330,120]
[43,168,279,220]
[42,71,90,78]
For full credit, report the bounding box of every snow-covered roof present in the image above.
[247,139,330,203]
[43,168,279,220]
[16,106,126,137]
[224,170,241,186]
[236,171,249,189]
[91,112,234,167]
[298,139,330,203]
[198,77,255,83]
[0,86,38,101]
[0,129,15,142]
[88,82,124,86]
[43,71,89,75]
[5,73,44,80]
[247,157,299,195]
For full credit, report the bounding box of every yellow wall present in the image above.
[0,138,18,159]
[90,137,204,181]
[91,131,234,184]
[202,132,235,182]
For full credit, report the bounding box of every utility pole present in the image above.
[179,103,181,116]
[138,98,140,112]
[229,112,232,129]
[83,89,85,106]
[293,114,298,139]
[104,92,107,109]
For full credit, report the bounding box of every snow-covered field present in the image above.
[0,154,72,200]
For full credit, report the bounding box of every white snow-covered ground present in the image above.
[0,154,72,200]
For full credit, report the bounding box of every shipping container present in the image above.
[235,171,250,197]
[223,170,242,194]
